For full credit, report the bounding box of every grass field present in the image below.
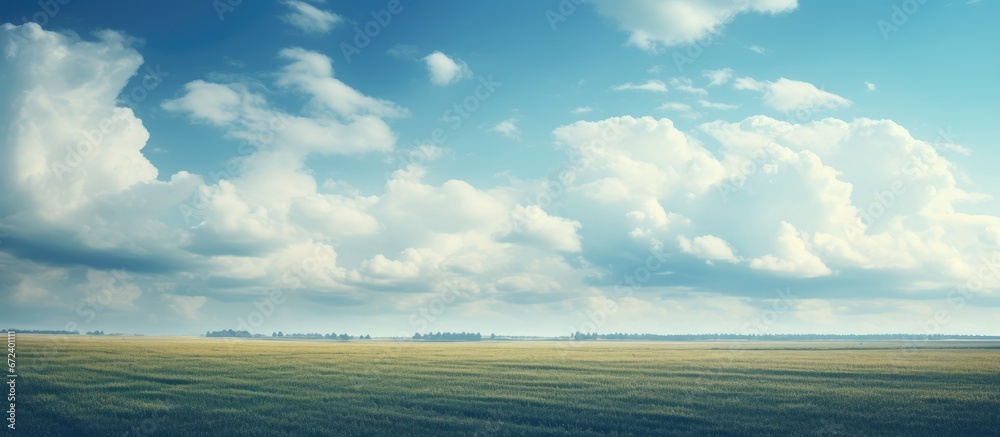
[13,336,1000,436]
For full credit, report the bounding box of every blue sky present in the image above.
[1,0,998,336]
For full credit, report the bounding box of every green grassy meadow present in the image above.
[13,336,1000,436]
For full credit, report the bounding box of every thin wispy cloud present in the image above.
[735,76,851,112]
[703,68,735,87]
[489,118,521,139]
[613,80,668,92]
[657,102,692,112]
[698,100,739,110]
[281,0,342,34]
[669,77,708,96]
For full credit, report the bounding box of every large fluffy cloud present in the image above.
[0,23,190,219]
[550,114,999,288]
[588,0,798,50]
[1,23,593,334]
[0,23,202,276]
[158,43,589,313]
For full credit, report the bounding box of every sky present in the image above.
[1,0,998,337]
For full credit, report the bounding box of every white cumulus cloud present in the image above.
[281,0,343,34]
[423,51,472,86]
[678,235,741,263]
[704,68,735,87]
[589,0,798,51]
[489,118,521,139]
[734,76,851,112]
[749,222,832,277]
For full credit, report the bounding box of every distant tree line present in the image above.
[2,329,79,335]
[204,330,372,339]
[18,328,997,341]
[206,329,257,338]
[270,332,371,340]
[413,332,482,341]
